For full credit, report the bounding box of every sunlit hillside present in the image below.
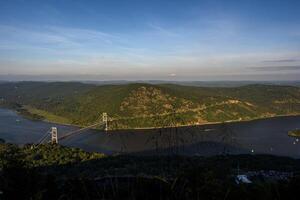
[1,82,300,129]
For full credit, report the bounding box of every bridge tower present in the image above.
[103,113,108,131]
[51,127,58,144]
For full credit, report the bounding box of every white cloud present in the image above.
[148,23,180,37]
[0,21,300,81]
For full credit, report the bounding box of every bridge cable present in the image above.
[58,121,105,141]
[35,128,52,147]
[39,128,51,143]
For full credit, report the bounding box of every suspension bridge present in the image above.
[34,111,195,147]
[36,112,108,146]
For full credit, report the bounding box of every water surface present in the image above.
[0,108,300,157]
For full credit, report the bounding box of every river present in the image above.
[0,108,300,157]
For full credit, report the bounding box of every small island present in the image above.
[288,129,300,137]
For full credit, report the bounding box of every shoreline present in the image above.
[112,113,300,131]
[2,106,300,132]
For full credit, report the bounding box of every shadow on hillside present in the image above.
[2,148,300,200]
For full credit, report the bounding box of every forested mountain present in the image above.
[1,82,300,129]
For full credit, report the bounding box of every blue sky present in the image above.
[0,0,300,80]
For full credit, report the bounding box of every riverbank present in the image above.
[128,113,300,131]
[289,129,300,137]
[0,104,83,128]
[9,105,300,132]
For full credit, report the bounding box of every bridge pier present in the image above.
[103,113,108,131]
[51,127,58,144]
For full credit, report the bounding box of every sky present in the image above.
[0,0,300,81]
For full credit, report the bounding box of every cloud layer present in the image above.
[0,0,300,80]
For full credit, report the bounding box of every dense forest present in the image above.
[0,82,300,129]
[1,142,300,199]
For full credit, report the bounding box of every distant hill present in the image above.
[80,80,300,87]
[0,82,300,129]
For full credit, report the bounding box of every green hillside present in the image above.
[1,82,300,129]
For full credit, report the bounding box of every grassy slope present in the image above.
[1,82,300,129]
[23,105,72,124]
